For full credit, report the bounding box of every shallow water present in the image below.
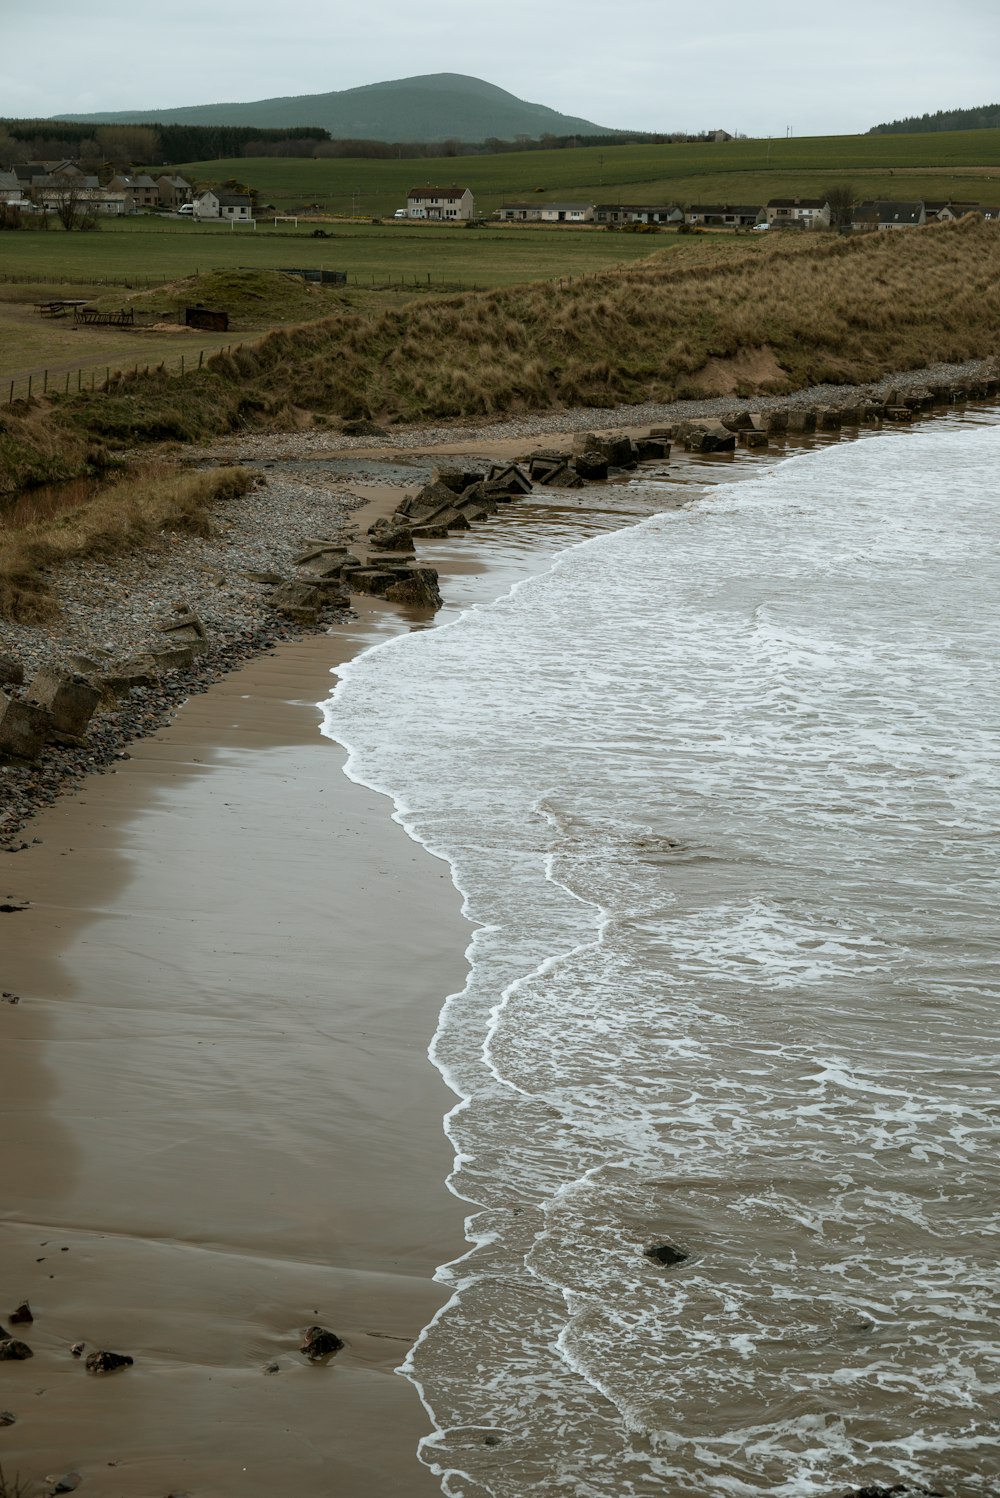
[325,413,1000,1497]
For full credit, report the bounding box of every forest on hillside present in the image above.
[870,103,1000,134]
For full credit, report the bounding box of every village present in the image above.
[1,160,997,232]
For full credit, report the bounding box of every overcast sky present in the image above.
[3,0,997,137]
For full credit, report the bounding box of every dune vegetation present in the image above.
[1,216,998,497]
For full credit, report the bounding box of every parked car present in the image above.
[393,209,407,219]
[177,203,194,215]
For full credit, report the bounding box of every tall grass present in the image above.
[0,464,254,619]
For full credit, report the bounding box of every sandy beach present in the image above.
[3,374,998,1495]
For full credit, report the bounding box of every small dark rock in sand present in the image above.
[84,1349,133,1373]
[70,1341,85,1357]
[0,1336,33,1360]
[49,1473,82,1494]
[645,1242,689,1267]
[0,1410,16,1426]
[0,901,28,913]
[300,1325,344,1361]
[9,1301,32,1324]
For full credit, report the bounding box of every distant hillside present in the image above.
[53,72,616,143]
[870,103,1000,134]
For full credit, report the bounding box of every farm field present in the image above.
[0,217,717,397]
[167,128,1000,216]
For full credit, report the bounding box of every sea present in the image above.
[323,412,1000,1498]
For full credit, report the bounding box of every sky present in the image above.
[2,0,998,138]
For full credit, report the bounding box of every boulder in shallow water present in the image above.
[0,654,24,688]
[300,1325,344,1361]
[0,1336,33,1360]
[84,1349,133,1373]
[644,1242,688,1267]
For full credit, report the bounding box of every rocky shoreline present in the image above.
[1,355,998,844]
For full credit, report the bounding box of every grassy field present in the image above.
[167,129,1000,216]
[0,218,732,396]
[3,216,997,502]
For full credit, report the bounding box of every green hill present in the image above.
[53,72,616,143]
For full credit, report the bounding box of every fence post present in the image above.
[181,355,185,377]
[43,369,48,394]
[199,350,204,369]
[77,371,82,391]
[27,374,32,399]
[65,371,70,394]
[8,381,12,405]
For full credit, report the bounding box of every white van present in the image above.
[178,203,194,216]
[393,208,407,219]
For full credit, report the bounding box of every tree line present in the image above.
[1,117,732,168]
[869,104,1000,135]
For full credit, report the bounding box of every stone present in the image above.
[838,405,861,425]
[0,1337,33,1360]
[341,419,388,437]
[384,568,443,610]
[645,1242,689,1267]
[434,466,483,493]
[815,407,842,431]
[245,570,284,585]
[399,480,457,519]
[739,429,769,448]
[0,654,24,687]
[635,437,668,461]
[85,1349,133,1373]
[300,1325,344,1361]
[680,421,736,453]
[571,432,601,455]
[50,1474,82,1494]
[858,403,886,423]
[485,463,532,494]
[27,668,100,740]
[785,409,817,433]
[646,425,675,440]
[420,506,470,531]
[762,408,789,433]
[150,645,198,670]
[409,522,451,539]
[536,460,583,488]
[0,693,53,761]
[0,1410,15,1426]
[720,409,755,432]
[367,518,414,552]
[885,406,913,423]
[98,661,160,697]
[70,1342,85,1357]
[594,434,637,469]
[293,546,350,577]
[159,608,208,653]
[9,1301,32,1324]
[270,581,324,623]
[573,451,609,481]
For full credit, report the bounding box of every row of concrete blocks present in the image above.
[273,541,444,621]
[0,611,208,762]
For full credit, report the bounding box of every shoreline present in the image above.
[2,354,998,842]
[1,369,999,1493]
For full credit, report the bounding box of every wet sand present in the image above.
[1,612,469,1496]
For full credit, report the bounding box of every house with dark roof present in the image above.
[156,174,193,210]
[192,189,254,222]
[108,173,159,211]
[406,186,474,221]
[594,203,683,226]
[0,170,24,205]
[685,203,763,228]
[853,200,926,231]
[496,201,594,223]
[765,197,830,229]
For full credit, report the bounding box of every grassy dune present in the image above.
[2,217,998,494]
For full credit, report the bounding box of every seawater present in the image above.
[323,415,1000,1498]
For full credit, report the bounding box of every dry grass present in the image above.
[2,218,999,489]
[0,463,254,620]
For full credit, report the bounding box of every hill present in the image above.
[53,72,616,143]
[870,103,1000,134]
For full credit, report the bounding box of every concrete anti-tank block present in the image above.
[0,692,53,760]
[28,667,101,739]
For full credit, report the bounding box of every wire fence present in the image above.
[2,346,224,406]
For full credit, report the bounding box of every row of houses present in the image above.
[0,160,196,215]
[497,196,999,229]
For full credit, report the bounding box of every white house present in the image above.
[497,201,595,223]
[406,185,475,221]
[192,189,254,222]
[765,197,831,229]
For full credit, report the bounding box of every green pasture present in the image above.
[0,215,700,293]
[168,129,1000,215]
